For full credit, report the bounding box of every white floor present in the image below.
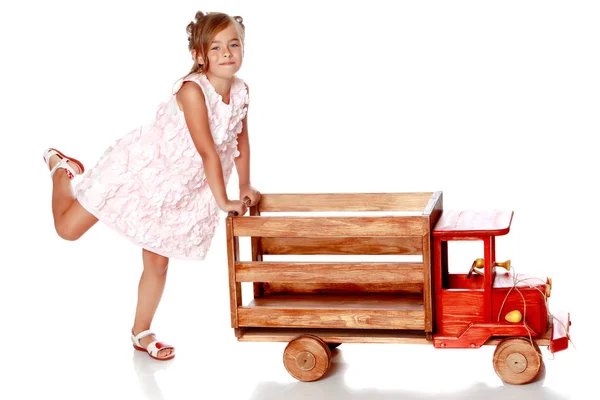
[2,213,594,400]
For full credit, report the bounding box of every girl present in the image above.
[41,11,261,361]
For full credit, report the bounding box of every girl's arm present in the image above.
[235,84,261,206]
[235,114,251,187]
[177,81,229,208]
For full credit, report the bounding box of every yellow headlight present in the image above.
[505,310,523,323]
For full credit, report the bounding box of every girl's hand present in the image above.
[220,199,248,216]
[239,184,261,207]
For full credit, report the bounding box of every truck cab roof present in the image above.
[433,210,513,238]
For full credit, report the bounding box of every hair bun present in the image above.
[195,11,205,21]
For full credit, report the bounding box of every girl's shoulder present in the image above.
[172,73,207,95]
[231,76,249,106]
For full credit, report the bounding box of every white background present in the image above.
[1,0,598,399]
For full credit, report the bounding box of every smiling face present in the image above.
[198,23,243,80]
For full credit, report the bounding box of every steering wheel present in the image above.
[467,261,477,279]
[467,258,485,279]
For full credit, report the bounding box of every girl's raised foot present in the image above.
[42,148,84,179]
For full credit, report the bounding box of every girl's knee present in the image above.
[55,222,82,241]
[143,250,169,274]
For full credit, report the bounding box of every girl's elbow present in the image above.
[197,148,219,162]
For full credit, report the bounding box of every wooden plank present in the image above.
[258,192,434,212]
[422,191,443,218]
[236,327,551,346]
[422,231,433,333]
[238,328,429,344]
[234,328,247,338]
[238,294,425,330]
[238,309,425,330]
[424,191,443,231]
[550,310,570,353]
[236,262,423,283]
[249,204,265,298]
[243,294,424,309]
[424,192,443,334]
[226,217,242,328]
[260,237,423,255]
[261,282,423,295]
[439,290,485,336]
[433,210,513,237]
[433,237,445,335]
[484,237,493,322]
[232,216,425,237]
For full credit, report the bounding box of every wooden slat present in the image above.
[422,191,443,218]
[261,282,423,295]
[244,294,424,309]
[238,328,429,344]
[258,193,434,212]
[226,218,242,328]
[236,262,423,283]
[236,327,551,346]
[433,210,513,237]
[260,237,423,255]
[238,295,425,330]
[423,191,442,335]
[232,216,425,237]
[249,204,264,298]
[422,232,433,333]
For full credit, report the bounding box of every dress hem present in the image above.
[76,194,212,262]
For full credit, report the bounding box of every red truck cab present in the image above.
[432,210,570,352]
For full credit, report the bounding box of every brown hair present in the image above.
[186,11,245,76]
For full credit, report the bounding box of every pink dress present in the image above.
[75,73,249,260]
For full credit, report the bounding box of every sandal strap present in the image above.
[146,340,174,358]
[43,148,59,168]
[131,329,155,346]
[50,158,76,180]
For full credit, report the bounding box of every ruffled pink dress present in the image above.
[75,73,249,260]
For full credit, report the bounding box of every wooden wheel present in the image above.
[283,335,332,382]
[493,337,543,385]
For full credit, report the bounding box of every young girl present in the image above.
[42,11,260,361]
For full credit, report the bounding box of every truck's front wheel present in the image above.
[493,337,543,385]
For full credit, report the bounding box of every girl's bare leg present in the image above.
[48,155,98,240]
[132,249,174,359]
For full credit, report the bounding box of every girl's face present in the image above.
[202,23,243,79]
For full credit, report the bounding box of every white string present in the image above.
[495,264,575,358]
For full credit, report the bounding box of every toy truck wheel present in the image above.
[493,337,543,385]
[283,334,332,382]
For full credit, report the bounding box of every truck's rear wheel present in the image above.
[283,334,332,382]
[493,337,543,385]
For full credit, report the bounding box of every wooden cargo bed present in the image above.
[226,191,443,338]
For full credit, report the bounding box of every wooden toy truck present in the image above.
[225,191,571,384]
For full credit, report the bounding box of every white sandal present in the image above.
[131,329,176,361]
[43,148,85,180]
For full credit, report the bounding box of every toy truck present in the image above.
[225,191,571,384]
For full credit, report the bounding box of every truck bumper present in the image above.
[549,310,571,353]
